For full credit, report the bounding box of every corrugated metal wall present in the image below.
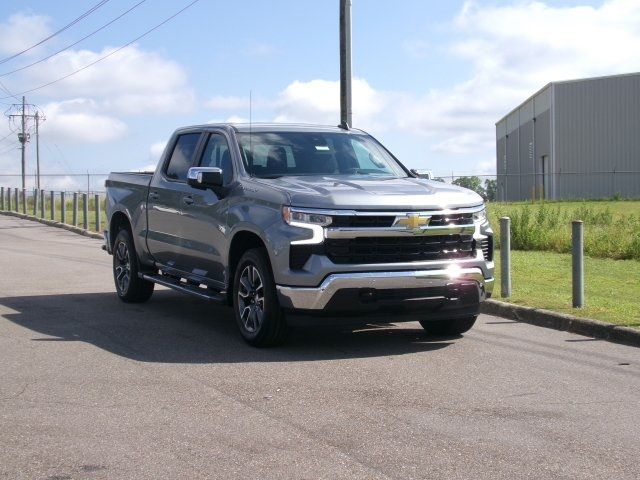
[554,74,640,199]
[495,86,552,201]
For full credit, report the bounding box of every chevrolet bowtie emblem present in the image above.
[395,214,430,229]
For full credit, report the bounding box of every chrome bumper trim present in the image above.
[277,268,493,310]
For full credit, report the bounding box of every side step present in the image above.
[140,273,227,303]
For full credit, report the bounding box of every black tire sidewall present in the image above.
[113,229,136,298]
[232,248,283,344]
[112,228,153,302]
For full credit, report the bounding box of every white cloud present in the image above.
[432,132,494,156]
[20,44,194,115]
[149,141,167,161]
[39,99,127,143]
[403,0,640,157]
[225,115,248,123]
[0,13,50,57]
[273,78,393,131]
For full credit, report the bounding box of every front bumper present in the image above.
[276,267,494,312]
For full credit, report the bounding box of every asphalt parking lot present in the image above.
[1,215,639,479]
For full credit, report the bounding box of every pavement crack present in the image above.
[0,381,31,401]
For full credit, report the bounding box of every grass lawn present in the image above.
[493,249,640,328]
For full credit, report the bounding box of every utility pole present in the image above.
[339,0,352,129]
[20,96,26,189]
[35,111,41,190]
[6,98,44,190]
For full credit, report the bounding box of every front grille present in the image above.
[428,213,473,227]
[325,235,475,264]
[481,237,493,261]
[331,215,394,228]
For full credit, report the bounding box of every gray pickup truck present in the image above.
[104,123,494,346]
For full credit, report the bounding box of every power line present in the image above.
[0,131,16,143]
[0,144,19,156]
[0,0,111,66]
[0,79,19,101]
[0,0,147,78]
[0,0,201,100]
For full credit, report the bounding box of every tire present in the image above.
[113,228,154,303]
[233,248,288,347]
[419,315,477,336]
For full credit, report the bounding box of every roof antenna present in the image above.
[249,90,252,166]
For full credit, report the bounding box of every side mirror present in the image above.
[410,168,433,180]
[187,167,224,189]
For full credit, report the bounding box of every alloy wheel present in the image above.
[114,241,131,294]
[237,264,265,333]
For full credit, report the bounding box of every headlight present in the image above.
[283,207,332,226]
[472,208,487,224]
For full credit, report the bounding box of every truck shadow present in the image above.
[0,290,453,363]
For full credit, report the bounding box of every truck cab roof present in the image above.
[174,123,369,135]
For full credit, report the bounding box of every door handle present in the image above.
[149,191,159,200]
[182,195,194,205]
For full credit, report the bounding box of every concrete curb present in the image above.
[0,210,103,240]
[481,299,640,348]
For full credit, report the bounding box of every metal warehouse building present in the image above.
[495,72,640,201]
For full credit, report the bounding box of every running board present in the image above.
[140,273,227,303]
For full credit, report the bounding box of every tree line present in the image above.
[433,176,497,202]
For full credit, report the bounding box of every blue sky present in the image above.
[0,0,636,190]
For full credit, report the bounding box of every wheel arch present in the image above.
[227,230,268,305]
[109,210,132,249]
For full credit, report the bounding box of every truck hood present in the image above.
[253,175,483,210]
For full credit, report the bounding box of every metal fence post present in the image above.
[21,189,26,215]
[72,192,78,226]
[82,193,88,230]
[14,188,19,212]
[572,220,584,308]
[50,191,55,220]
[0,187,4,210]
[94,194,101,232]
[500,217,511,298]
[39,189,45,218]
[60,192,66,224]
[33,189,38,216]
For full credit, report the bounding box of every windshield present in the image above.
[236,131,408,178]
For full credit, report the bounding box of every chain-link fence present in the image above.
[493,171,640,201]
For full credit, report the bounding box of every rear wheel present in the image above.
[233,248,288,347]
[419,315,477,336]
[113,229,154,303]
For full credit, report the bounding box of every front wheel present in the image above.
[112,229,154,303]
[419,315,477,336]
[233,248,288,347]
